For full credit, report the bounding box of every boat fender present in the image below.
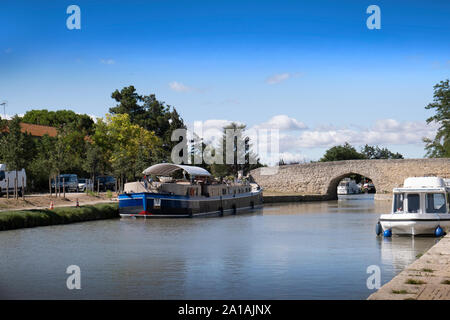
[435,226,444,237]
[383,229,392,237]
[375,221,382,236]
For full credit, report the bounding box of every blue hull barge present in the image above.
[119,163,263,218]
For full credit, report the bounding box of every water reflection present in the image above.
[378,236,440,273]
[0,195,438,300]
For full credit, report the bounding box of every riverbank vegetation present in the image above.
[318,143,404,162]
[0,203,119,231]
[1,79,447,191]
[0,86,181,192]
[0,86,262,194]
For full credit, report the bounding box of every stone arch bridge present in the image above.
[250,159,450,200]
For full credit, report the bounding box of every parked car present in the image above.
[96,176,116,192]
[0,164,27,197]
[52,174,79,192]
[78,178,93,192]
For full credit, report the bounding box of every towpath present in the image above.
[368,234,450,300]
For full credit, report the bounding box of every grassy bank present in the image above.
[0,203,119,231]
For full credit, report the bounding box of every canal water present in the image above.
[0,195,439,299]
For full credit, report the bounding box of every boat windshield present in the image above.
[407,194,420,213]
[426,193,447,214]
[393,193,404,213]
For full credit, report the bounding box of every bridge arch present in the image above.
[325,172,376,199]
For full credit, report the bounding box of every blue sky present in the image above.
[1,0,449,161]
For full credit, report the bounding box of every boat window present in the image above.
[222,189,226,195]
[393,193,404,213]
[407,194,420,213]
[0,171,4,181]
[426,193,447,214]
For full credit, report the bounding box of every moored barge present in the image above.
[119,163,263,218]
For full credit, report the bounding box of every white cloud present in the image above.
[253,114,307,131]
[169,81,206,93]
[169,81,191,92]
[181,117,438,165]
[76,112,101,122]
[288,119,439,148]
[265,72,300,85]
[278,152,309,164]
[100,59,115,65]
[0,114,24,120]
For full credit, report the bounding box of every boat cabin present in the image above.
[124,163,255,197]
[392,177,450,214]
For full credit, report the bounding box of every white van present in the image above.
[0,164,27,196]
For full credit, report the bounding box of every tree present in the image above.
[28,135,57,191]
[92,114,162,188]
[0,116,32,198]
[48,129,73,196]
[209,122,262,178]
[361,144,403,159]
[320,142,365,162]
[110,86,144,124]
[22,109,95,134]
[83,142,103,188]
[109,86,186,160]
[423,79,450,157]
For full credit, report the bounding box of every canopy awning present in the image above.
[142,163,211,177]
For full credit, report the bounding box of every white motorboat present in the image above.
[337,178,361,195]
[377,177,450,236]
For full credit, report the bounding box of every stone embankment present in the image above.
[263,194,329,203]
[368,234,450,300]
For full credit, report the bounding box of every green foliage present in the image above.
[22,109,95,134]
[405,279,426,285]
[391,290,409,294]
[92,113,162,182]
[0,115,32,172]
[109,86,185,157]
[208,122,262,177]
[423,79,450,158]
[83,142,104,182]
[86,190,99,197]
[1,85,267,191]
[27,135,56,190]
[0,203,119,231]
[320,143,403,162]
[361,144,403,159]
[319,142,366,162]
